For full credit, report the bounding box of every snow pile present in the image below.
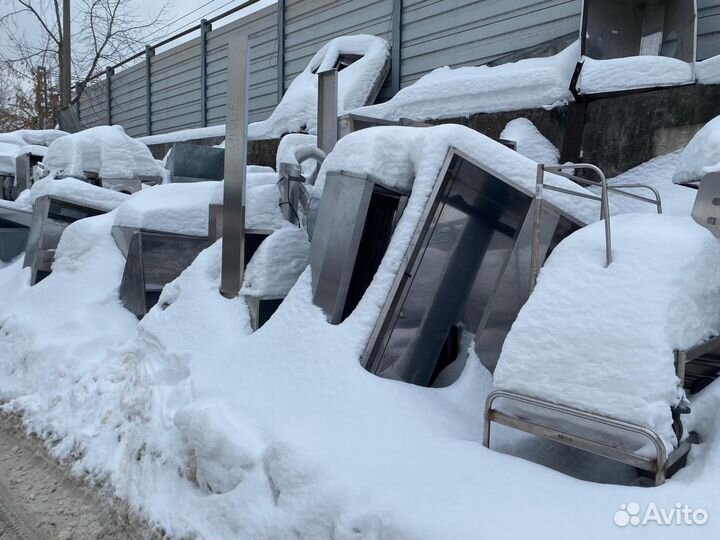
[209,172,286,231]
[29,176,129,211]
[604,150,695,216]
[114,182,217,237]
[351,42,579,122]
[0,142,20,175]
[316,125,599,223]
[2,124,720,539]
[673,115,720,184]
[494,214,720,452]
[696,54,720,84]
[275,133,321,178]
[248,35,389,139]
[0,129,66,147]
[137,125,226,147]
[44,126,163,179]
[242,227,310,298]
[577,56,694,94]
[500,118,559,165]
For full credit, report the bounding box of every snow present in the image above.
[351,42,579,122]
[241,227,310,298]
[3,116,720,540]
[494,214,720,453]
[136,125,225,147]
[275,133,320,178]
[696,53,720,84]
[673,115,720,184]
[605,150,696,216]
[114,182,218,237]
[44,126,164,180]
[500,118,559,165]
[248,35,390,139]
[316,125,599,224]
[577,56,695,94]
[29,177,129,211]
[0,142,20,175]
[0,129,66,147]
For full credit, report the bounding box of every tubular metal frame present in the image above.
[483,390,687,486]
[531,163,663,289]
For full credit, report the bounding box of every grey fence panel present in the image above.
[76,0,720,139]
[110,62,147,137]
[698,0,720,60]
[78,78,108,128]
[205,4,279,126]
[151,37,203,133]
[400,0,581,88]
[283,0,394,99]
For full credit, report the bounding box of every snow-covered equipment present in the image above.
[43,126,163,194]
[248,35,391,140]
[24,195,114,284]
[581,0,696,63]
[310,170,407,325]
[358,151,583,385]
[165,142,225,184]
[691,171,720,237]
[0,200,32,263]
[12,146,47,200]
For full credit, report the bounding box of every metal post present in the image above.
[530,164,544,291]
[317,68,338,154]
[74,82,83,122]
[391,0,402,95]
[598,169,613,267]
[200,19,211,127]
[61,0,71,107]
[220,36,250,298]
[145,46,155,136]
[105,67,114,125]
[277,0,285,102]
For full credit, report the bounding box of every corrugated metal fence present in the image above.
[78,0,720,138]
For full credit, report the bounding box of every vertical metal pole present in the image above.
[220,36,250,298]
[145,46,155,136]
[317,68,338,154]
[391,0,402,95]
[277,0,285,102]
[61,0,71,107]
[530,164,544,292]
[599,170,612,267]
[200,19,211,127]
[105,67,114,125]
[74,82,82,123]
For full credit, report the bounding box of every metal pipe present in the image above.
[105,67,114,125]
[220,36,250,298]
[294,146,326,185]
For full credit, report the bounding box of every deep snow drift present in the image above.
[2,126,720,539]
[577,56,695,94]
[352,42,579,121]
[494,214,720,452]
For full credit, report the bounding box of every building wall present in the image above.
[78,0,720,137]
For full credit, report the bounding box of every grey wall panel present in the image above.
[400,0,581,87]
[205,4,279,126]
[283,0,393,96]
[151,37,203,134]
[698,0,720,60]
[79,79,108,128]
[110,63,146,137]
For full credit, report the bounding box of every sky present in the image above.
[0,0,276,81]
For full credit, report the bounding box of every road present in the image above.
[0,413,150,540]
